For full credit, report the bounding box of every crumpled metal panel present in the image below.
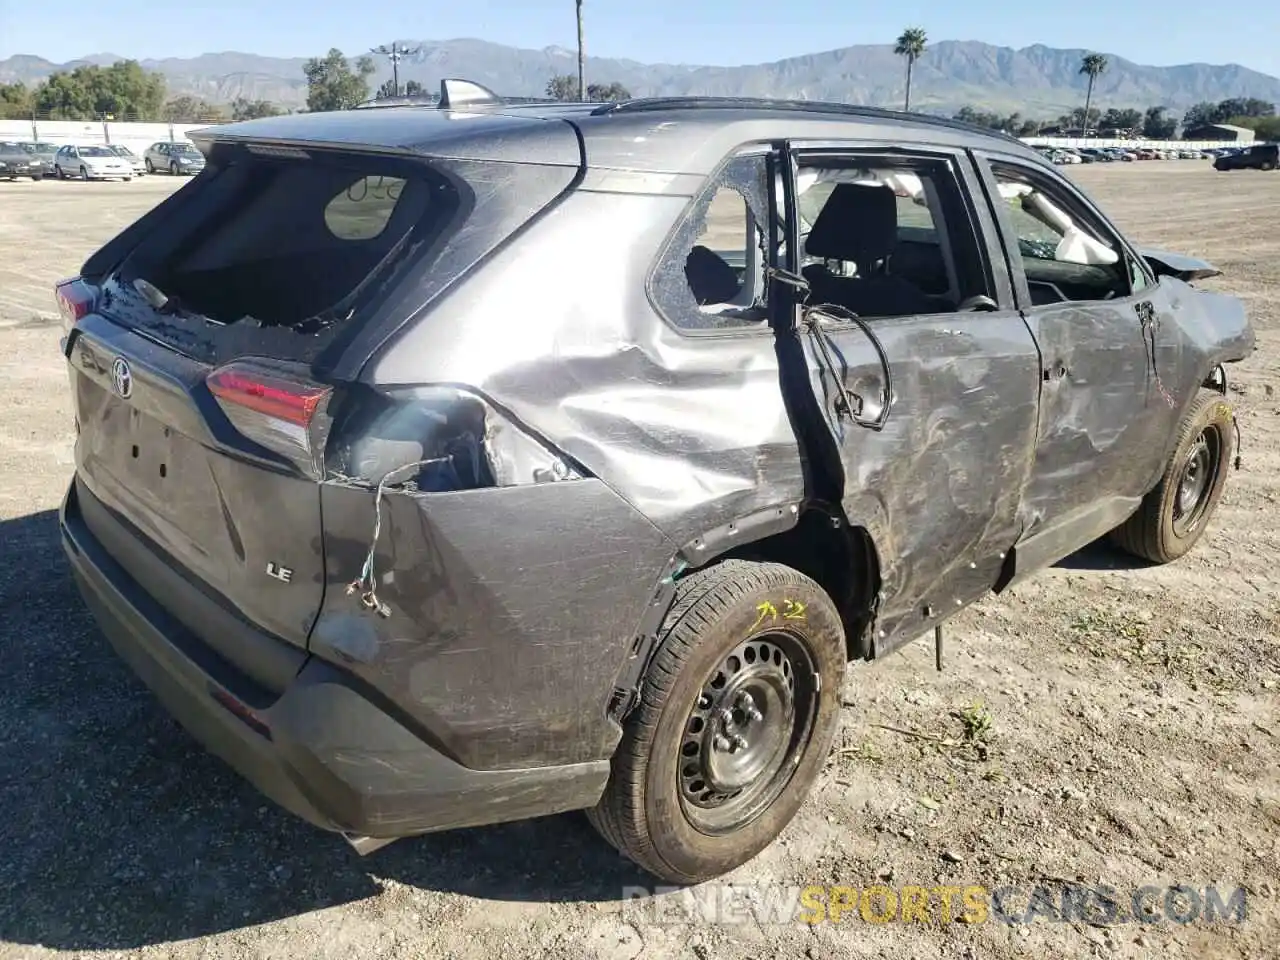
[314,478,674,770]
[371,187,807,550]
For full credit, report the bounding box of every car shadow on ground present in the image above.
[0,507,1144,950]
[1052,537,1155,572]
[0,509,652,952]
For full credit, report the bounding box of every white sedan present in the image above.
[53,144,134,181]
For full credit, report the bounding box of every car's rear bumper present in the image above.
[60,477,609,844]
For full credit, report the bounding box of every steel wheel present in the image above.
[1171,428,1221,538]
[678,632,818,835]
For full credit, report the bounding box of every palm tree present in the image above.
[894,27,927,112]
[576,0,586,101]
[1079,53,1108,136]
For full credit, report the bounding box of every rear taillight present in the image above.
[54,276,97,335]
[206,361,334,477]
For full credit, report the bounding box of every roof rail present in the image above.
[353,94,438,110]
[590,96,1023,144]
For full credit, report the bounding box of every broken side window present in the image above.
[990,163,1139,305]
[650,152,772,332]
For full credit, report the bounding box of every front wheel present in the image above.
[145,158,154,173]
[1109,390,1234,563]
[170,162,180,176]
[79,166,89,181]
[587,559,847,884]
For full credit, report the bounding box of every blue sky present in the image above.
[2,0,1278,77]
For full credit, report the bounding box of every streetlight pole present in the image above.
[371,43,422,98]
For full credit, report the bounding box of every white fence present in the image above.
[0,119,1247,159]
[0,119,213,158]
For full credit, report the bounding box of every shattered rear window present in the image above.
[104,149,462,364]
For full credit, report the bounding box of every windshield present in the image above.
[110,145,136,157]
[170,144,201,156]
[79,146,115,158]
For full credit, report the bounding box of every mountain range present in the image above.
[3,39,1280,117]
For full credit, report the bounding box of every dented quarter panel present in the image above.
[369,187,808,548]
[315,478,674,770]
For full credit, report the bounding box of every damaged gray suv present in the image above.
[58,80,1255,884]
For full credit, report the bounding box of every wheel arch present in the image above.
[606,504,883,731]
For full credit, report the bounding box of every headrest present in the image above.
[684,245,740,306]
[803,183,899,263]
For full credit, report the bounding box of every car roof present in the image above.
[193,78,1045,176]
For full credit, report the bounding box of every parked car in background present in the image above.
[108,144,147,176]
[0,140,45,180]
[53,144,134,181]
[18,141,58,169]
[143,140,207,175]
[55,80,1256,885]
[1213,143,1278,171]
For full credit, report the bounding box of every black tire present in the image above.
[1262,162,1276,172]
[79,165,89,181]
[30,174,42,181]
[587,559,846,884]
[145,158,154,173]
[1109,390,1234,563]
[170,161,180,176]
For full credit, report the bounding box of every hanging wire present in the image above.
[345,457,451,617]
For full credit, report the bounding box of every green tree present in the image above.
[0,82,32,119]
[546,74,578,101]
[1100,107,1142,131]
[230,97,283,120]
[1142,106,1177,139]
[1078,53,1108,136]
[34,71,94,119]
[375,78,426,100]
[1213,97,1274,121]
[303,48,376,112]
[587,81,630,101]
[162,96,224,122]
[33,61,165,120]
[894,27,928,112]
[1182,101,1217,128]
[576,0,586,100]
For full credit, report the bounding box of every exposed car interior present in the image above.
[990,169,1133,304]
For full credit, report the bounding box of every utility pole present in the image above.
[371,43,421,98]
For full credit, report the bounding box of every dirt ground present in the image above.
[0,163,1276,960]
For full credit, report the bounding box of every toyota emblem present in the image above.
[110,357,133,399]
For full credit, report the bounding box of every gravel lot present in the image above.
[0,164,1276,960]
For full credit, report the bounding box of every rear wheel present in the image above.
[587,559,846,884]
[170,161,180,176]
[1262,161,1276,171]
[1109,390,1234,563]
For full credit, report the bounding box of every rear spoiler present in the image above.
[1140,247,1221,283]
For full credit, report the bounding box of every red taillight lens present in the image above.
[207,365,331,426]
[54,276,97,334]
[206,361,333,475]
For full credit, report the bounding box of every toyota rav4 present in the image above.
[58,80,1255,884]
